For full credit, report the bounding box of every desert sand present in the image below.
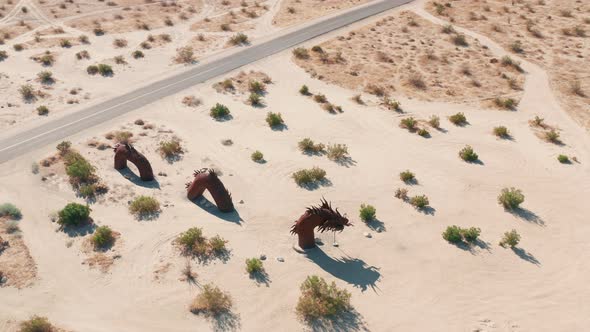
[2,0,590,331]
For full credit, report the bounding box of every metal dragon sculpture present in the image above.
[291,198,351,249]
[186,168,234,213]
[113,143,154,181]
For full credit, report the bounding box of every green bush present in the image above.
[313,94,327,103]
[18,316,54,332]
[557,154,570,163]
[499,229,520,248]
[493,126,509,138]
[293,47,309,59]
[428,115,440,128]
[158,139,183,158]
[494,97,517,110]
[452,34,468,46]
[65,153,95,183]
[210,103,230,119]
[58,203,90,226]
[266,112,284,128]
[190,283,232,316]
[544,129,560,143]
[245,258,264,274]
[248,80,266,94]
[417,128,429,137]
[461,227,481,243]
[299,85,310,95]
[400,117,417,130]
[248,92,262,105]
[410,195,429,209]
[359,204,376,222]
[37,71,54,84]
[449,112,467,125]
[298,138,325,154]
[129,196,160,217]
[399,170,415,183]
[56,141,72,155]
[78,184,97,198]
[177,227,205,252]
[459,145,478,162]
[92,225,114,248]
[442,225,462,243]
[97,64,113,76]
[37,105,49,115]
[19,84,35,100]
[132,50,144,59]
[251,150,264,162]
[292,167,326,186]
[326,144,348,161]
[87,65,99,75]
[0,203,22,219]
[296,275,351,319]
[498,187,524,210]
[208,235,227,254]
[229,33,249,45]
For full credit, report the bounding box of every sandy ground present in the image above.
[1,1,590,331]
[425,0,590,129]
[273,0,372,27]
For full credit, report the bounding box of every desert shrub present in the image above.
[113,38,127,48]
[400,117,417,130]
[86,65,99,75]
[58,203,90,226]
[40,53,55,65]
[544,129,560,143]
[510,40,523,53]
[442,225,462,243]
[352,94,363,104]
[530,115,545,127]
[293,47,309,59]
[417,128,429,137]
[129,196,160,217]
[158,139,183,158]
[410,195,429,209]
[248,93,262,105]
[113,130,133,143]
[175,46,195,63]
[395,188,408,200]
[97,64,113,76]
[56,141,72,155]
[461,227,481,243]
[298,138,325,154]
[441,24,455,34]
[190,284,232,316]
[292,167,326,186]
[570,80,585,97]
[493,126,510,138]
[383,98,401,111]
[0,50,8,61]
[296,275,351,320]
[408,73,426,89]
[499,230,520,248]
[92,225,114,248]
[132,50,144,59]
[245,257,264,274]
[182,95,201,107]
[266,112,284,128]
[18,316,55,332]
[0,203,22,219]
[498,187,524,210]
[13,43,24,51]
[326,144,348,161]
[557,154,569,163]
[37,71,54,84]
[114,55,126,64]
[428,115,440,128]
[251,150,264,162]
[79,34,90,43]
[65,153,95,183]
[19,84,35,100]
[177,227,205,252]
[208,235,227,254]
[229,33,248,45]
[248,80,266,94]
[399,170,415,183]
[313,94,327,103]
[359,204,376,222]
[500,56,523,72]
[36,105,49,116]
[210,103,230,119]
[494,97,517,110]
[452,34,468,46]
[78,184,99,198]
[365,83,386,96]
[459,145,479,162]
[449,112,467,125]
[220,79,234,91]
[299,85,310,95]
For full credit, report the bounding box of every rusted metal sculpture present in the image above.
[186,168,234,212]
[113,143,154,181]
[291,198,351,250]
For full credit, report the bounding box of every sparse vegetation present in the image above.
[494,97,517,110]
[36,105,49,116]
[57,203,90,227]
[428,115,440,128]
[248,93,262,106]
[557,154,570,163]
[400,170,415,183]
[229,33,249,45]
[92,226,114,248]
[158,139,183,159]
[298,138,325,154]
[442,225,481,244]
[544,129,561,143]
[410,195,429,209]
[132,50,144,59]
[499,230,520,248]
[129,196,160,218]
[19,84,35,100]
[175,46,195,64]
[449,112,467,125]
[296,275,351,320]
[266,112,284,128]
[459,145,479,162]
[37,71,54,84]
[245,257,264,274]
[292,167,326,186]
[293,47,309,59]
[190,283,232,316]
[177,227,227,259]
[210,103,231,120]
[18,316,55,332]
[326,144,348,161]
[299,85,310,95]
[493,126,510,138]
[498,187,524,210]
[0,203,22,219]
[359,204,376,222]
[251,150,264,162]
[451,34,468,46]
[400,117,417,131]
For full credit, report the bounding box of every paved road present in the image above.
[0,0,412,164]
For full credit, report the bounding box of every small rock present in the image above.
[332,242,339,247]
[364,232,372,238]
[260,254,266,260]
[158,172,167,177]
[239,200,244,204]
[277,257,284,262]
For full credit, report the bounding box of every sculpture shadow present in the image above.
[61,219,97,238]
[212,310,241,332]
[305,248,380,292]
[249,270,271,287]
[308,309,369,332]
[117,168,160,189]
[192,196,243,225]
[512,247,540,265]
[508,207,544,226]
[365,218,386,232]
